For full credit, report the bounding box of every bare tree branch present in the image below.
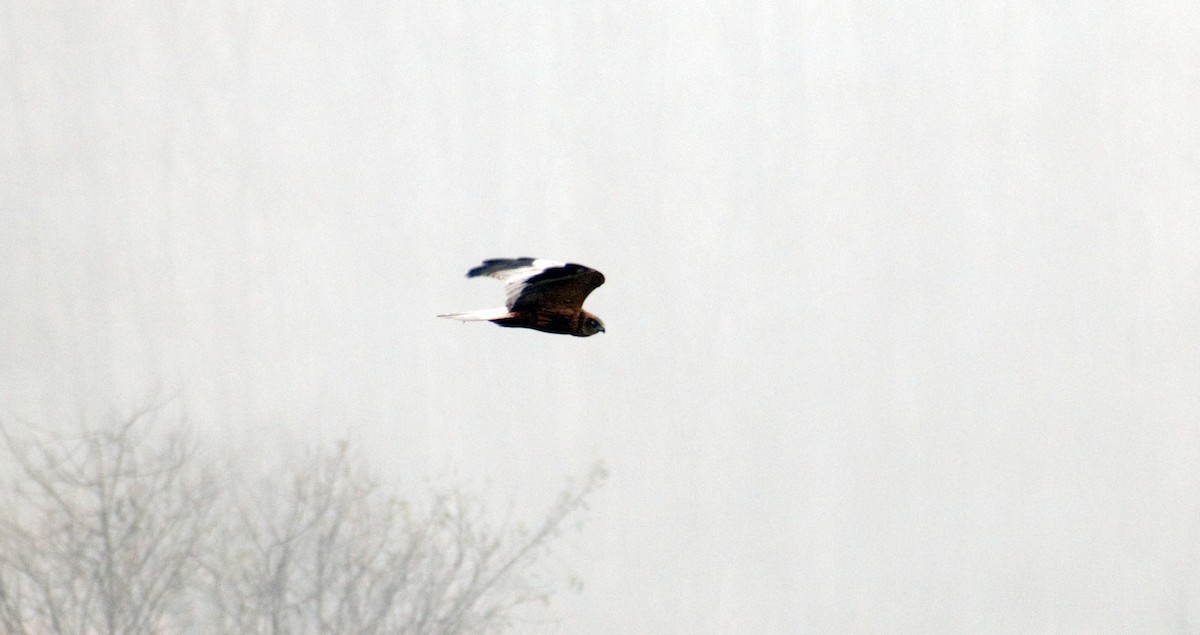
[0,412,605,634]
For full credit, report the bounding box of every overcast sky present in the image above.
[3,2,1200,632]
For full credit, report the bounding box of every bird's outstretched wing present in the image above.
[467,258,605,313]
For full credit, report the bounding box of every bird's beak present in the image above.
[598,325,606,333]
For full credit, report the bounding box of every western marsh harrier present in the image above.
[439,258,606,337]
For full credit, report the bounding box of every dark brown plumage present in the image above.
[439,258,606,337]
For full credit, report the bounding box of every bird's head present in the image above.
[580,314,606,336]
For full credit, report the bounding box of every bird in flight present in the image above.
[439,258,606,337]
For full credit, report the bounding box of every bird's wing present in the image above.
[467,258,605,312]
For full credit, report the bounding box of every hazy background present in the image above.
[3,2,1199,632]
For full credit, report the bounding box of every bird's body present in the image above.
[439,258,606,337]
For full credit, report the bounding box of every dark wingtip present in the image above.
[523,263,605,289]
[466,257,537,278]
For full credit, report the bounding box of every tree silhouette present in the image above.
[0,410,604,634]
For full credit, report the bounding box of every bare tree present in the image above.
[0,412,605,634]
[0,407,217,635]
[202,442,605,634]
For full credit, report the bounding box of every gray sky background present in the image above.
[3,2,1199,632]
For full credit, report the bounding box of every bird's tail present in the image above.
[437,307,511,322]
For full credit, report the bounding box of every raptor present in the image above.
[439,258,606,337]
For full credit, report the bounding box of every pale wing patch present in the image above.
[486,259,564,282]
[487,260,568,308]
